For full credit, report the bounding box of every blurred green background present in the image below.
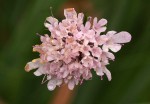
[0,0,150,104]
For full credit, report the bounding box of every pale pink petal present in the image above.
[96,35,108,45]
[96,68,104,76]
[81,46,91,56]
[81,56,93,67]
[101,52,109,64]
[68,80,75,90]
[93,59,101,68]
[91,47,102,57]
[44,23,51,28]
[34,70,42,76]
[93,17,98,25]
[47,55,54,61]
[105,52,115,60]
[98,18,107,26]
[25,59,41,72]
[100,35,109,41]
[98,27,106,33]
[75,32,82,39]
[63,57,72,64]
[85,21,91,30]
[47,79,57,91]
[56,79,62,86]
[47,75,51,80]
[77,13,84,25]
[102,45,109,52]
[109,44,122,52]
[45,16,58,25]
[64,8,77,19]
[78,13,84,20]
[106,31,116,37]
[86,30,95,39]
[103,67,112,81]
[63,70,69,78]
[112,31,132,43]
[40,34,51,44]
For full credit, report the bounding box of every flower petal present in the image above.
[68,80,75,90]
[103,67,112,81]
[112,31,131,43]
[102,45,109,52]
[25,58,41,72]
[109,44,122,52]
[34,70,42,76]
[105,52,115,60]
[56,79,62,86]
[93,17,98,25]
[64,8,77,19]
[98,27,106,33]
[63,70,69,78]
[47,79,56,91]
[45,16,58,25]
[85,21,91,30]
[98,18,107,26]
[91,47,102,57]
[106,31,116,37]
[96,68,104,76]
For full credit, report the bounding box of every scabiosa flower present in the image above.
[25,8,131,91]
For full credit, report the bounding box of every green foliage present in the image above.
[0,0,150,104]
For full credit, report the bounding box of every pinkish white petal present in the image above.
[68,80,75,90]
[102,45,109,52]
[75,32,82,39]
[98,27,107,33]
[85,21,91,30]
[93,59,101,68]
[91,47,102,57]
[47,79,57,91]
[45,16,58,25]
[77,13,84,26]
[63,70,69,78]
[112,31,132,43]
[25,59,41,72]
[81,56,93,67]
[98,18,107,26]
[103,67,112,81]
[78,13,84,20]
[105,52,115,60]
[96,68,104,76]
[47,55,55,61]
[106,31,116,37]
[93,17,98,25]
[86,30,95,39]
[64,8,77,19]
[109,44,122,52]
[56,79,62,86]
[34,70,42,76]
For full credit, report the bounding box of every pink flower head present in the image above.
[25,8,131,91]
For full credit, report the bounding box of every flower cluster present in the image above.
[25,8,131,91]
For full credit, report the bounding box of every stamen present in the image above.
[36,33,41,36]
[50,7,54,17]
[41,74,48,84]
